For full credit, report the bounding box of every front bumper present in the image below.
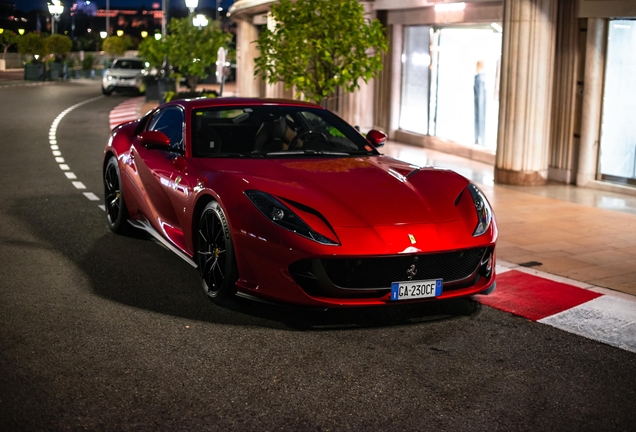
[102,75,142,91]
[232,227,496,307]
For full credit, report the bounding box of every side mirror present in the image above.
[366,129,387,148]
[137,130,170,150]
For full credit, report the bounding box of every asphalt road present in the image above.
[0,81,635,431]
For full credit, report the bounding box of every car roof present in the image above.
[167,97,324,111]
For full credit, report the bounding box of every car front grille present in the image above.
[318,248,486,289]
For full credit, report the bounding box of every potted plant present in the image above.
[137,36,166,101]
[82,53,96,78]
[45,34,72,80]
[18,32,46,81]
[66,54,80,78]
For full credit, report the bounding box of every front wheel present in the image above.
[196,201,238,304]
[104,156,129,233]
[101,86,113,96]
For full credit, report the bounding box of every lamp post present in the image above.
[106,0,109,36]
[48,1,64,34]
[185,0,198,15]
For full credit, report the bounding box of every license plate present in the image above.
[390,279,442,301]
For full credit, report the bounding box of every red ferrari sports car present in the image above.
[103,98,497,307]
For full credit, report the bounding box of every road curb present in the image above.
[481,260,636,353]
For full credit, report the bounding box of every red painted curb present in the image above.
[478,270,603,321]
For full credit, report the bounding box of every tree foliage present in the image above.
[138,37,166,68]
[45,34,72,61]
[1,30,19,58]
[102,35,131,58]
[165,17,231,90]
[254,0,388,104]
[17,32,46,61]
[74,33,102,52]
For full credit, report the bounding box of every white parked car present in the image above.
[101,58,145,95]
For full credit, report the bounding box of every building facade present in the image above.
[229,0,636,194]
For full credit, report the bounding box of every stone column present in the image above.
[576,18,606,186]
[236,20,261,98]
[495,0,558,185]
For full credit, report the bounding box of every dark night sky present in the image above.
[15,0,235,13]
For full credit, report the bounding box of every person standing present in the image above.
[474,60,487,146]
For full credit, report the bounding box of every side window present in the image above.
[147,107,184,152]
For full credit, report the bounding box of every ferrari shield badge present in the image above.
[408,234,416,244]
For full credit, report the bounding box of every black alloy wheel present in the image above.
[104,156,129,233]
[196,201,238,304]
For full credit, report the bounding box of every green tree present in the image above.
[17,32,46,62]
[165,17,231,90]
[254,0,388,104]
[138,37,166,68]
[45,34,72,62]
[1,30,19,59]
[102,35,131,58]
[74,33,102,52]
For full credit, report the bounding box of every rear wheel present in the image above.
[104,156,129,233]
[196,201,238,304]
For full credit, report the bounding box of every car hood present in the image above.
[202,156,471,228]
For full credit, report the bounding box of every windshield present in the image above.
[191,105,380,158]
[113,59,144,70]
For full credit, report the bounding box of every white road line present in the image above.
[98,205,106,211]
[49,95,105,206]
[83,192,100,201]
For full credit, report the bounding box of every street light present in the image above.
[48,1,64,35]
[100,31,107,39]
[185,0,198,14]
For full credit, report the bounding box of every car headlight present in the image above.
[467,183,493,237]
[244,190,339,246]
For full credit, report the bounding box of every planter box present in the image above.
[144,76,160,101]
[48,62,64,80]
[158,78,176,104]
[24,63,45,81]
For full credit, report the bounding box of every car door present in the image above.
[131,105,192,252]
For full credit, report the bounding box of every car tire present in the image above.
[104,156,129,233]
[196,201,238,305]
[101,86,113,96]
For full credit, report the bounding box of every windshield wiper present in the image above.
[265,150,350,157]
[202,153,263,158]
